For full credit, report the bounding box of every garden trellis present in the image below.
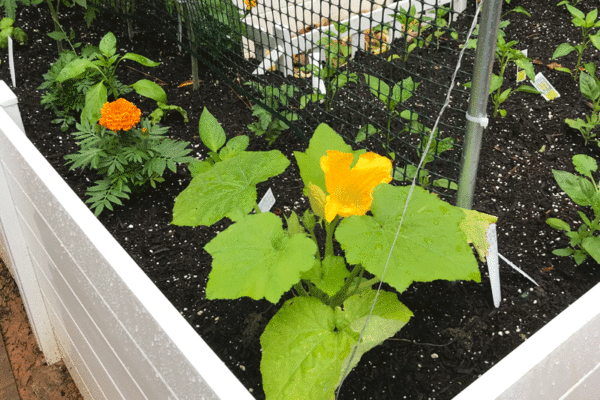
[92,0,478,202]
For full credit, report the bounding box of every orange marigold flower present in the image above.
[320,150,392,222]
[98,98,141,131]
[244,0,256,10]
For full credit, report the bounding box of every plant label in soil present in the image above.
[517,49,528,82]
[486,223,501,308]
[531,72,560,101]
[8,36,15,87]
[258,187,276,212]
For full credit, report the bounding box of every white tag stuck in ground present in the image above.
[486,224,501,308]
[531,72,560,101]
[258,188,276,213]
[8,36,15,87]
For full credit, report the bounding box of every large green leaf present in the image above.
[582,236,600,264]
[579,72,600,102]
[199,107,226,153]
[57,58,94,82]
[336,184,480,293]
[261,291,412,400]
[121,52,161,67]
[80,82,107,125]
[131,79,168,103]
[204,213,317,302]
[459,208,497,262]
[552,170,596,206]
[99,32,116,57]
[172,151,289,226]
[294,123,364,197]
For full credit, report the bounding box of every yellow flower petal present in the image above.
[320,150,392,222]
[308,182,327,220]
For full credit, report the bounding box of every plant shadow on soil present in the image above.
[2,0,600,399]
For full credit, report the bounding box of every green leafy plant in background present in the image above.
[391,5,432,62]
[0,17,27,48]
[466,21,538,117]
[565,62,600,144]
[45,0,96,54]
[171,107,289,227]
[180,0,253,62]
[552,4,600,80]
[245,82,299,144]
[54,32,186,125]
[38,47,98,131]
[547,154,600,265]
[362,74,419,152]
[300,22,358,112]
[65,99,194,215]
[0,0,41,20]
[177,119,496,399]
[393,127,458,190]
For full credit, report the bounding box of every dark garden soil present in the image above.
[2,0,600,399]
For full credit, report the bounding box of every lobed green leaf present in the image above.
[172,151,290,226]
[336,184,480,293]
[204,213,317,303]
[260,291,411,400]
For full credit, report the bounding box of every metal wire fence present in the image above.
[93,0,478,202]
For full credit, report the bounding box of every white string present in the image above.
[335,1,485,397]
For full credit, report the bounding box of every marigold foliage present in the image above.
[99,98,141,131]
[320,150,392,222]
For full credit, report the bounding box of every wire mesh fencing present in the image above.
[92,0,478,202]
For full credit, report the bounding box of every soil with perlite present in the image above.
[1,0,600,399]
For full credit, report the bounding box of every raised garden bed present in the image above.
[1,0,600,399]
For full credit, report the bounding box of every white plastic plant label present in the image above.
[258,187,276,213]
[516,49,527,82]
[531,72,560,101]
[8,36,15,87]
[486,223,501,308]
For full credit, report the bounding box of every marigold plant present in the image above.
[244,0,257,10]
[98,98,141,131]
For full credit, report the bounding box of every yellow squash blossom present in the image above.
[244,0,256,10]
[99,98,141,131]
[320,150,392,222]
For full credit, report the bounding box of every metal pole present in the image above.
[456,0,504,209]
